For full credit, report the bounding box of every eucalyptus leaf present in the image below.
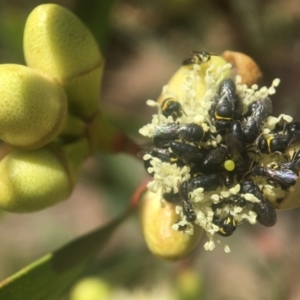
[0,209,131,300]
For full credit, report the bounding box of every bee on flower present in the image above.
[139,50,299,255]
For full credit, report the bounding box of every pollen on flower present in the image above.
[204,240,216,251]
[139,51,295,254]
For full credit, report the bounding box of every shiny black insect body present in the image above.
[212,78,241,130]
[225,121,251,174]
[189,172,234,191]
[252,199,277,227]
[222,172,235,188]
[169,141,205,165]
[242,97,272,143]
[212,195,246,211]
[189,173,221,192]
[153,123,207,147]
[182,50,212,65]
[277,150,300,173]
[258,134,290,154]
[142,148,180,176]
[213,214,237,237]
[163,192,180,204]
[258,121,300,154]
[200,146,228,174]
[180,181,197,222]
[161,98,183,120]
[251,165,297,190]
[240,180,277,227]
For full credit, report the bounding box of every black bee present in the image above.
[212,195,246,211]
[182,50,212,65]
[141,148,180,176]
[200,146,228,174]
[212,78,241,130]
[240,180,277,227]
[251,165,297,190]
[180,181,197,222]
[258,121,300,154]
[188,172,235,191]
[213,214,237,237]
[225,121,250,174]
[286,121,300,135]
[277,149,300,173]
[257,134,291,154]
[189,173,222,192]
[242,97,272,143]
[169,141,205,165]
[161,98,184,120]
[153,123,207,147]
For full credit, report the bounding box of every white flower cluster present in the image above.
[139,55,292,252]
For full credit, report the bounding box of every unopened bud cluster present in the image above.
[139,51,300,255]
[0,4,104,212]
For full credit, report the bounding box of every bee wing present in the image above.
[226,133,244,157]
[154,123,179,137]
[270,168,298,186]
[253,97,272,124]
[288,132,300,148]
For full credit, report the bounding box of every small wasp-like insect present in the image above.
[242,97,272,143]
[225,121,251,174]
[200,146,228,174]
[212,195,246,211]
[212,78,241,130]
[189,172,235,192]
[169,141,205,165]
[140,148,181,176]
[211,195,246,236]
[258,121,300,154]
[213,214,237,237]
[189,173,222,192]
[277,149,300,173]
[251,165,298,190]
[161,98,184,121]
[153,122,207,147]
[182,50,213,65]
[180,181,197,222]
[240,180,277,227]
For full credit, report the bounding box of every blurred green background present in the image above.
[1,0,300,299]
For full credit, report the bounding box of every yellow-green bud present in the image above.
[23,4,104,120]
[70,277,111,300]
[59,113,86,141]
[0,64,67,149]
[0,138,89,213]
[157,56,231,105]
[140,190,203,261]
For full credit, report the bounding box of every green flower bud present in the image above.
[70,277,111,300]
[0,64,67,149]
[59,113,86,141]
[140,190,203,261]
[0,138,89,213]
[23,4,104,120]
[157,56,231,105]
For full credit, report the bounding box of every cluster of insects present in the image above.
[139,51,300,248]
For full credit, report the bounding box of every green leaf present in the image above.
[0,208,132,300]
